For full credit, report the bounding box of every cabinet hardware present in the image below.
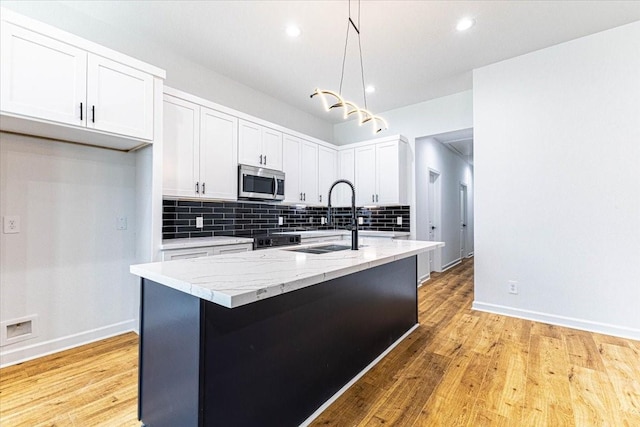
[303,192,306,201]
[259,154,263,165]
[195,182,200,194]
[300,192,303,201]
[264,155,267,165]
[202,183,205,194]
[91,105,95,123]
[319,194,322,202]
[376,194,379,202]
[372,195,375,202]
[80,102,83,121]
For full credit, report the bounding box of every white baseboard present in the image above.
[0,319,136,368]
[441,258,462,272]
[418,273,431,287]
[472,301,640,341]
[300,323,420,426]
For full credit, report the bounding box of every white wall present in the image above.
[0,134,139,366]
[1,0,333,142]
[415,137,474,271]
[473,21,640,339]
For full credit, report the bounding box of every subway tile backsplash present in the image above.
[162,199,410,240]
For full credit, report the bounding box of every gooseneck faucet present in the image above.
[327,179,358,250]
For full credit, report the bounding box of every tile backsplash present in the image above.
[162,200,410,240]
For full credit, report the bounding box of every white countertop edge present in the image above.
[131,240,445,309]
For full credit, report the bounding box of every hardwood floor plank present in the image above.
[596,343,640,417]
[567,365,628,426]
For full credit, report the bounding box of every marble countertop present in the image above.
[131,239,444,309]
[160,236,254,250]
[275,230,411,239]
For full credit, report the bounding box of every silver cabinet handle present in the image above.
[372,194,375,202]
[80,102,83,121]
[300,192,303,201]
[264,155,267,165]
[202,182,206,194]
[303,192,306,201]
[319,194,322,202]
[259,154,263,165]
[92,105,95,123]
[195,182,199,194]
[376,194,379,202]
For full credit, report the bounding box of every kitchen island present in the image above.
[130,239,444,427]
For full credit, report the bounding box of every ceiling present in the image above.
[51,0,640,126]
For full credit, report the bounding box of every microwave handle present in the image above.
[273,176,278,199]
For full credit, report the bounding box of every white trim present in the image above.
[441,258,461,272]
[0,319,136,368]
[472,301,640,341]
[299,323,420,426]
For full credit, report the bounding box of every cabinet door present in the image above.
[87,54,154,140]
[354,145,377,206]
[238,120,262,167]
[336,149,355,207]
[163,95,199,197]
[282,135,301,203]
[299,140,319,204]
[262,128,283,171]
[212,244,252,255]
[318,146,337,206]
[376,141,401,205]
[162,248,213,261]
[1,22,87,126]
[199,107,238,200]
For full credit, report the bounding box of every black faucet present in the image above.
[327,179,358,250]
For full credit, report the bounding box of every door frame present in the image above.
[428,168,442,273]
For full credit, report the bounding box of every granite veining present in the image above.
[131,239,444,308]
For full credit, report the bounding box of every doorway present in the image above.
[428,170,441,272]
[460,184,468,259]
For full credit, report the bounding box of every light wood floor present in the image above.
[1,259,639,426]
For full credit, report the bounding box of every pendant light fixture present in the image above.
[310,0,388,134]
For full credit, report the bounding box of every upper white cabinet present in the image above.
[238,119,283,170]
[335,148,355,207]
[0,10,164,150]
[354,138,407,206]
[86,54,154,140]
[282,135,318,204]
[317,145,337,206]
[163,93,238,200]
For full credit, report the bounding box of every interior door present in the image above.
[460,184,468,259]
[428,171,441,272]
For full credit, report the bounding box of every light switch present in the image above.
[196,217,204,228]
[397,216,402,225]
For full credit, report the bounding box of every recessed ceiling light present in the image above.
[365,85,376,94]
[456,17,475,32]
[286,25,301,38]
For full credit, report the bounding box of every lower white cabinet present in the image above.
[163,93,238,199]
[162,243,252,261]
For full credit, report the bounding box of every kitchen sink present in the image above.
[285,244,353,254]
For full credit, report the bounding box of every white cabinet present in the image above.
[335,148,355,207]
[354,139,407,206]
[317,145,337,206]
[163,94,238,199]
[238,119,283,170]
[162,243,252,261]
[1,21,155,142]
[282,135,318,204]
[86,54,153,140]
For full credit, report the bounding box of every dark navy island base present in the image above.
[138,256,418,427]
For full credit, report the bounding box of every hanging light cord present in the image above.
[338,0,368,110]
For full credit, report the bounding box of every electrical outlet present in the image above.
[116,216,127,230]
[397,216,403,225]
[508,280,518,294]
[3,216,20,234]
[309,217,314,224]
[358,217,364,225]
[321,217,326,225]
[196,217,204,228]
[278,216,284,226]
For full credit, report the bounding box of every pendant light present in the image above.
[310,0,388,134]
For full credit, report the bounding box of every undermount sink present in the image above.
[286,244,353,254]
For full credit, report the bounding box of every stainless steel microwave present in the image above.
[238,164,285,201]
